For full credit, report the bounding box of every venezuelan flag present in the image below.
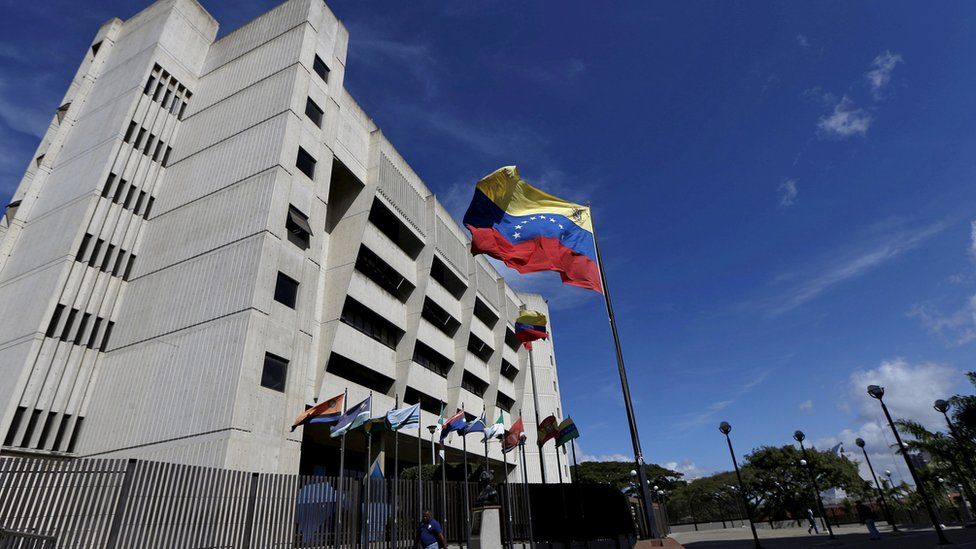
[514,309,548,350]
[463,166,603,293]
[291,392,344,431]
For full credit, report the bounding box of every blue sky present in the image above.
[3,1,976,481]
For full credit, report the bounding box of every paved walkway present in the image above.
[670,523,976,548]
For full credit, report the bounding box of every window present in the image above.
[340,297,403,349]
[286,205,312,250]
[123,254,136,281]
[135,128,147,148]
[76,234,92,261]
[312,55,330,82]
[461,371,488,397]
[66,417,84,453]
[274,272,299,309]
[112,251,127,277]
[123,122,137,143]
[56,103,71,123]
[430,256,466,299]
[354,246,414,302]
[500,359,518,382]
[496,392,515,413]
[100,245,116,272]
[87,239,104,268]
[421,297,460,336]
[162,147,173,167]
[404,387,442,415]
[143,134,155,156]
[144,74,156,95]
[73,313,91,346]
[473,298,498,327]
[504,329,520,351]
[412,341,452,377]
[153,140,164,162]
[123,186,136,209]
[113,180,127,203]
[87,318,102,349]
[326,353,394,394]
[133,191,146,215]
[4,200,21,224]
[467,334,493,362]
[143,197,155,218]
[305,98,323,127]
[99,321,114,352]
[59,309,79,342]
[368,199,424,258]
[296,147,316,179]
[261,353,289,392]
[45,304,65,338]
[101,174,116,198]
[90,41,102,56]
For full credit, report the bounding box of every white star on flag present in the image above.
[513,232,521,239]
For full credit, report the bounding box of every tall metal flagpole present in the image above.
[462,426,471,549]
[555,444,564,484]
[503,445,514,549]
[590,215,659,539]
[393,394,399,549]
[524,336,548,484]
[336,388,349,549]
[570,441,580,484]
[363,391,374,549]
[418,408,423,524]
[440,430,448,540]
[519,441,536,549]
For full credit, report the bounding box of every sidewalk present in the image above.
[670,523,976,548]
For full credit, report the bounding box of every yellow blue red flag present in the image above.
[515,310,548,350]
[463,166,603,293]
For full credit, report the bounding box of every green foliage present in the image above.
[401,464,439,481]
[574,460,682,491]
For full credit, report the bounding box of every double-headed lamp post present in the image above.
[855,437,898,531]
[719,422,761,549]
[868,385,951,545]
[793,431,835,540]
[934,399,976,519]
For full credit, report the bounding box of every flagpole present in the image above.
[440,430,447,541]
[363,391,373,549]
[503,446,513,549]
[336,388,349,549]
[570,441,579,485]
[590,214,660,539]
[418,409,423,525]
[462,429,470,549]
[393,394,399,549]
[524,340,547,484]
[555,444,564,484]
[519,442,535,549]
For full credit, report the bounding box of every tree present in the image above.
[574,461,682,491]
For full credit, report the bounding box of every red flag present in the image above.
[502,417,525,454]
[537,415,559,446]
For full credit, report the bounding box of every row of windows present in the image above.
[467,334,493,363]
[430,256,466,299]
[3,407,84,454]
[76,233,137,281]
[354,246,414,302]
[143,64,191,120]
[412,341,452,377]
[500,359,518,382]
[421,297,460,337]
[496,392,515,413]
[325,353,395,396]
[504,329,521,352]
[461,371,488,398]
[100,173,155,219]
[44,304,115,352]
[123,121,173,166]
[404,387,443,416]
[473,298,498,327]
[340,297,404,349]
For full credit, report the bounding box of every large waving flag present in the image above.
[440,409,468,442]
[464,414,487,437]
[515,310,548,350]
[330,396,371,438]
[502,417,526,454]
[291,392,344,431]
[463,166,603,293]
[537,415,560,446]
[484,412,506,442]
[555,418,580,447]
[386,403,421,431]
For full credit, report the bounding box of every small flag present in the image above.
[386,403,421,431]
[502,417,525,454]
[291,392,344,432]
[330,396,371,438]
[365,417,388,434]
[514,310,548,350]
[440,409,468,442]
[538,415,560,446]
[463,166,603,293]
[483,412,506,442]
[464,414,487,436]
[555,418,579,447]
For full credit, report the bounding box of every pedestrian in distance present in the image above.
[806,508,819,535]
[416,510,447,549]
[856,500,882,541]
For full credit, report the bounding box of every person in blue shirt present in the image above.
[416,510,446,549]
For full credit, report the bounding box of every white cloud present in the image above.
[969,220,976,258]
[817,97,872,138]
[663,460,711,480]
[866,51,902,99]
[745,218,948,316]
[578,451,631,463]
[796,34,811,49]
[677,370,770,428]
[816,358,963,485]
[778,179,798,207]
[799,399,813,412]
[909,295,976,346]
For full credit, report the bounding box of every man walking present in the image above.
[806,508,819,535]
[416,510,447,549]
[856,500,882,541]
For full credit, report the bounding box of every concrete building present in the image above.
[0,0,571,482]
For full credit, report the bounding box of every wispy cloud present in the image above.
[677,370,770,429]
[817,96,871,138]
[866,51,902,99]
[778,179,798,207]
[744,218,949,316]
[909,219,976,346]
[799,399,813,412]
[796,34,810,49]
[662,460,711,480]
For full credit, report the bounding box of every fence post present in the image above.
[105,459,138,549]
[240,472,260,549]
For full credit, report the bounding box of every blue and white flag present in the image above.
[483,413,505,442]
[386,403,420,431]
[330,396,371,438]
[464,414,487,436]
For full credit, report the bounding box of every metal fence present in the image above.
[0,457,535,549]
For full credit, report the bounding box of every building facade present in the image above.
[0,0,570,482]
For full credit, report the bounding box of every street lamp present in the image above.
[719,421,762,548]
[855,437,898,531]
[868,385,951,545]
[934,399,976,521]
[793,430,835,539]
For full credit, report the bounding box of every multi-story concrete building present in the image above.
[0,0,571,482]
